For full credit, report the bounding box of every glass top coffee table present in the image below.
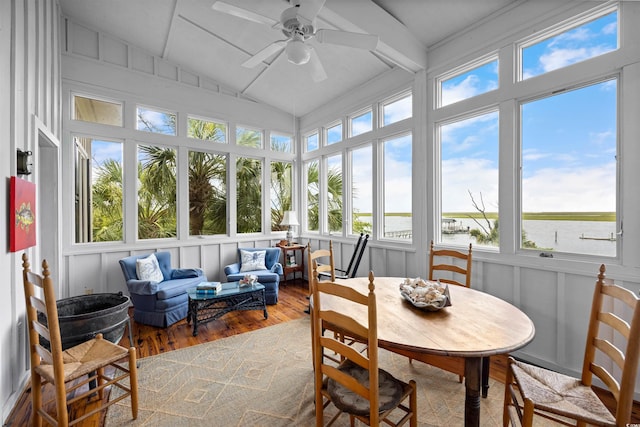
[187,282,267,336]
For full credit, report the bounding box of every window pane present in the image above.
[137,145,177,239]
[74,137,123,243]
[73,95,123,126]
[440,112,499,248]
[351,145,372,236]
[187,117,226,143]
[440,59,498,107]
[271,133,293,152]
[326,123,342,145]
[271,161,293,231]
[382,94,412,126]
[237,157,262,233]
[383,134,412,240]
[521,79,616,256]
[521,10,618,80]
[326,154,343,233]
[306,160,319,231]
[188,150,227,236]
[236,126,263,148]
[306,132,319,152]
[351,110,372,137]
[136,106,176,135]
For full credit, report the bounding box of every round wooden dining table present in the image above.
[322,276,536,427]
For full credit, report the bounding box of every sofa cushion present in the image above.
[240,249,267,272]
[136,254,164,282]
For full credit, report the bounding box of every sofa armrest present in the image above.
[126,279,160,295]
[270,262,283,275]
[224,263,241,275]
[171,268,203,279]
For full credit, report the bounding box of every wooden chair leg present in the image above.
[481,356,490,397]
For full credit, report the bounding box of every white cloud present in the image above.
[442,158,498,212]
[522,163,615,211]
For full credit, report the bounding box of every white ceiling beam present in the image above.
[321,0,427,73]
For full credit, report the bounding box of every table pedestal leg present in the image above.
[464,357,481,427]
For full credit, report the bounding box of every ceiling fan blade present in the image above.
[307,47,327,82]
[315,29,379,51]
[242,41,286,68]
[298,0,326,24]
[212,1,278,27]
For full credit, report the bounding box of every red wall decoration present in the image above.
[10,176,36,252]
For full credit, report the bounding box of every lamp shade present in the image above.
[285,39,310,65]
[280,211,299,227]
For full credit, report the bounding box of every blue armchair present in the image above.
[224,247,283,304]
[119,252,205,327]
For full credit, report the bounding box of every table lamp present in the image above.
[280,211,299,245]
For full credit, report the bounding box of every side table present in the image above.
[276,243,305,285]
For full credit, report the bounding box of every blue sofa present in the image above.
[119,252,205,327]
[224,247,283,304]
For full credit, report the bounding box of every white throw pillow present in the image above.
[240,250,267,272]
[136,254,164,282]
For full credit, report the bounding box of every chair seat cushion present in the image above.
[327,361,405,416]
[511,359,616,425]
[227,270,279,283]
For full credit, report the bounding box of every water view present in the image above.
[359,216,617,257]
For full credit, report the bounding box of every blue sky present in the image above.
[441,10,618,213]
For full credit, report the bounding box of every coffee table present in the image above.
[187,282,267,336]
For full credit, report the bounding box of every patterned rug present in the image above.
[105,317,509,426]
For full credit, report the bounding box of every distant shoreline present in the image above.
[356,212,615,221]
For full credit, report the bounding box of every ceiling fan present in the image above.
[211,0,379,82]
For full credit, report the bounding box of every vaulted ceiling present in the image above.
[59,0,519,116]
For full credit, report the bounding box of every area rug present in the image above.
[105,317,508,426]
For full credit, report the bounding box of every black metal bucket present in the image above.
[39,292,131,350]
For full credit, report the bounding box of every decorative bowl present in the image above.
[399,278,451,311]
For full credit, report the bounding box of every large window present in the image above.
[188,116,226,143]
[382,93,412,126]
[519,8,617,81]
[137,106,176,135]
[438,57,498,107]
[351,145,372,235]
[271,133,293,152]
[271,161,293,231]
[326,122,342,145]
[74,136,123,243]
[383,133,412,240]
[306,132,319,152]
[137,145,177,239]
[350,109,373,137]
[521,79,617,257]
[438,112,499,248]
[236,157,262,233]
[306,160,319,232]
[73,95,123,126]
[326,154,343,233]
[236,126,263,149]
[188,150,227,236]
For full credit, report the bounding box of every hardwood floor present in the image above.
[5,279,639,425]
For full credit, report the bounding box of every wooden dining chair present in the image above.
[22,253,138,427]
[503,264,640,427]
[409,241,478,387]
[428,240,472,288]
[310,264,417,427]
[307,241,336,285]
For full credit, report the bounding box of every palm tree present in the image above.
[91,159,123,242]
[137,146,177,238]
[306,162,343,231]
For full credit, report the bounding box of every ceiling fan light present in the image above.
[286,39,310,65]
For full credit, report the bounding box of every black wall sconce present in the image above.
[17,149,33,175]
